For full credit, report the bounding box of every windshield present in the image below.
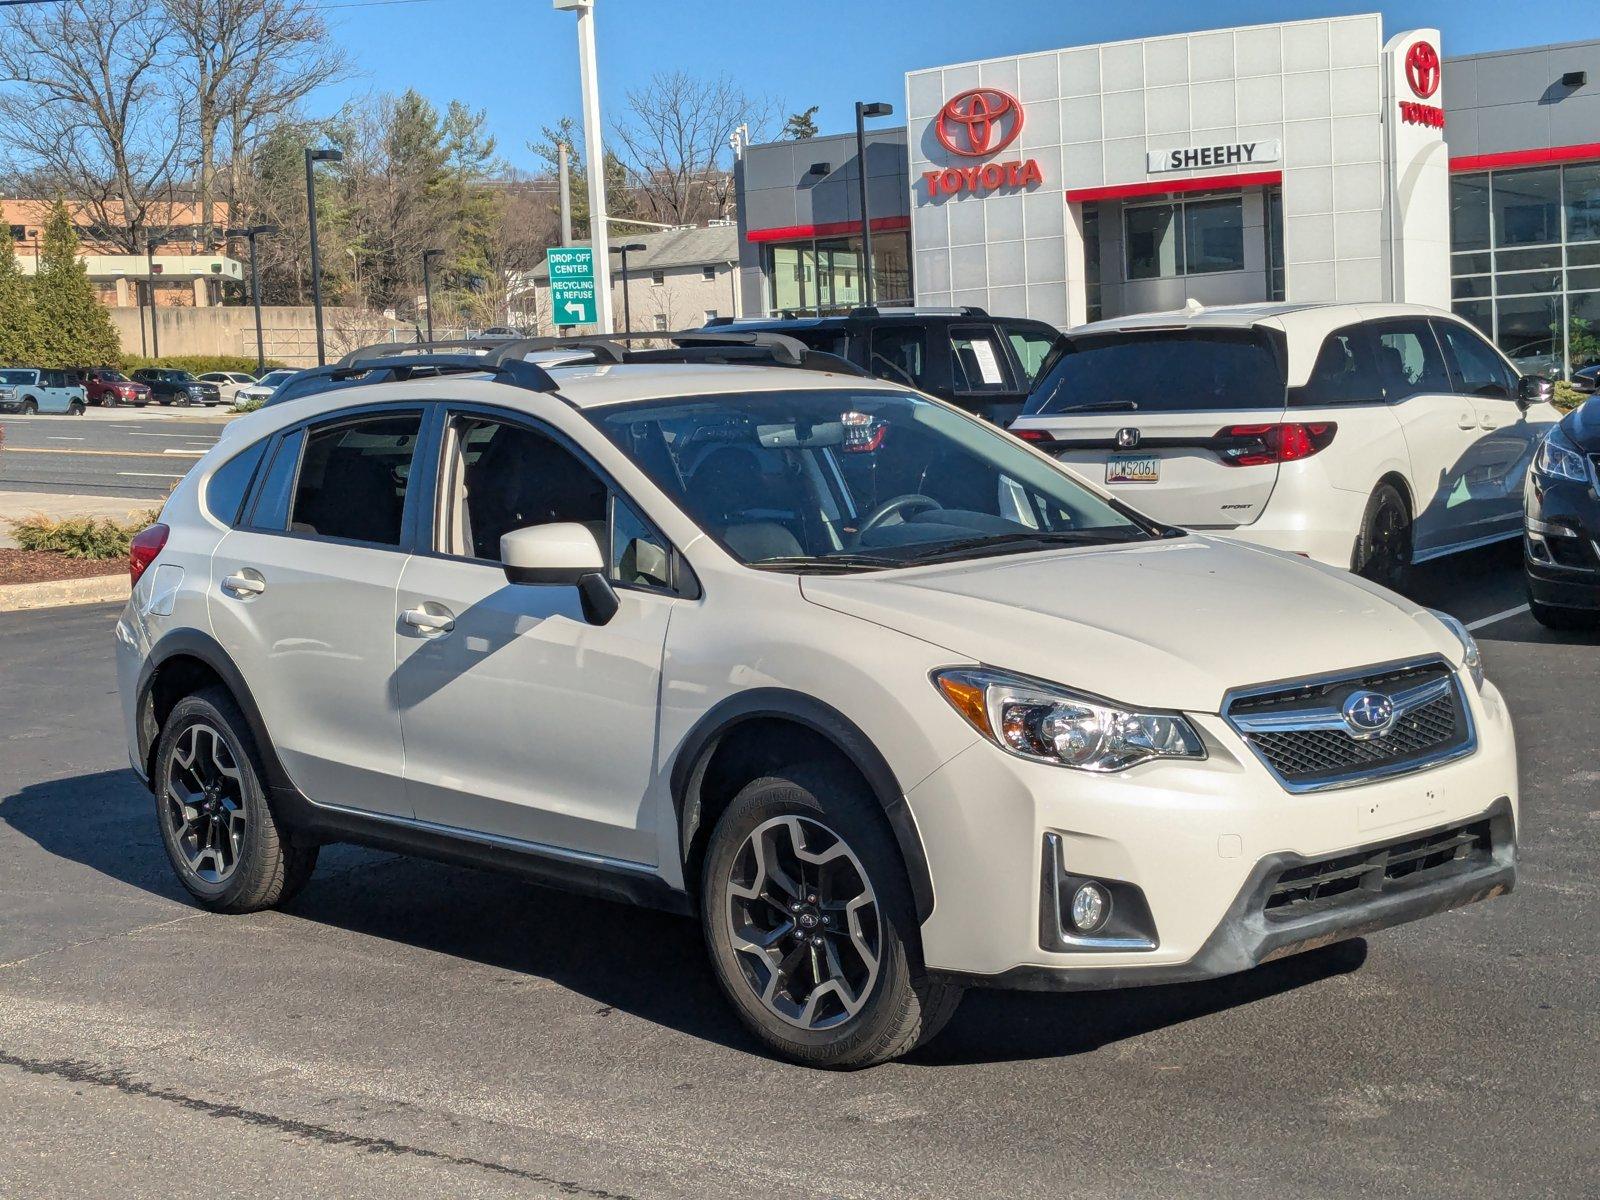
[594,389,1156,571]
[259,371,294,388]
[1025,329,1285,415]
[0,370,35,384]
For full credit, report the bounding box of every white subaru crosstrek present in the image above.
[115,339,1518,1068]
[1011,302,1559,588]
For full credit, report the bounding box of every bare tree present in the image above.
[611,71,777,225]
[0,0,187,252]
[166,0,350,249]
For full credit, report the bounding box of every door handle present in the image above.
[1458,412,1478,430]
[220,571,266,597]
[402,606,456,634]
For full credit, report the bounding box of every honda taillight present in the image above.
[129,523,169,585]
[1216,423,1336,467]
[1014,428,1053,444]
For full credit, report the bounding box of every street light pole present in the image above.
[145,234,167,360]
[304,146,343,365]
[422,249,444,341]
[854,101,894,308]
[555,0,613,332]
[610,242,645,334]
[227,224,279,374]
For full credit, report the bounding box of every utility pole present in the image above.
[227,224,279,374]
[305,146,343,365]
[557,140,573,247]
[145,234,167,360]
[555,0,613,332]
[854,101,894,308]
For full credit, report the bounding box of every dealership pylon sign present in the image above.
[546,245,598,326]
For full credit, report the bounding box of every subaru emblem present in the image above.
[1341,690,1396,739]
[1116,427,1141,449]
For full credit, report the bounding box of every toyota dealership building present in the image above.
[733,14,1600,377]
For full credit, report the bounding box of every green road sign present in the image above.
[547,245,598,326]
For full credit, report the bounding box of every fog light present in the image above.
[1069,883,1111,933]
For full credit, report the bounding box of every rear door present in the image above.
[38,370,71,412]
[1010,327,1289,528]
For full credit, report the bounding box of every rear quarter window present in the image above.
[1025,329,1286,415]
[205,440,269,526]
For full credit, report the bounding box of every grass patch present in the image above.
[7,511,161,560]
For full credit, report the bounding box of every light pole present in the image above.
[554,0,613,332]
[145,234,168,360]
[854,101,894,308]
[610,242,645,334]
[226,224,278,374]
[304,146,343,365]
[422,249,444,341]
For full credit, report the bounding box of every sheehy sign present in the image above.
[922,88,1044,198]
[1146,139,1281,174]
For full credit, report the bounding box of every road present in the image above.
[0,408,226,499]
[0,546,1596,1199]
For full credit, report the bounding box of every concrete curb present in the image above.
[0,573,128,613]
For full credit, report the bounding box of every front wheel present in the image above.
[701,766,962,1069]
[1352,482,1412,590]
[20,398,36,415]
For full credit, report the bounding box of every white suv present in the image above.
[1011,303,1559,587]
[116,338,1518,1068]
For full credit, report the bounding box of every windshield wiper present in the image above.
[900,529,1149,565]
[1056,399,1139,413]
[747,553,906,573]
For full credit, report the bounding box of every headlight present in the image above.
[1534,427,1589,483]
[933,667,1205,771]
[1428,609,1484,691]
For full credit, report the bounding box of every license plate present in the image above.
[1106,454,1159,483]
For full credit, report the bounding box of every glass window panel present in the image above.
[1083,205,1102,289]
[1492,168,1561,247]
[1452,276,1492,300]
[1452,251,1491,275]
[1184,197,1245,274]
[1125,204,1180,279]
[1435,319,1514,398]
[290,415,421,546]
[1569,242,1600,267]
[1450,174,1491,251]
[1451,299,1494,339]
[455,417,608,561]
[872,232,912,307]
[1495,245,1562,271]
[869,326,929,389]
[1568,266,1600,292]
[1564,162,1600,243]
[1568,292,1600,370]
[1495,269,1563,295]
[1494,293,1563,376]
[769,244,805,314]
[949,328,1014,393]
[610,497,672,590]
[1300,326,1383,406]
[1371,320,1452,400]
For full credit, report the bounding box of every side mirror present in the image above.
[1517,374,1554,410]
[500,522,619,625]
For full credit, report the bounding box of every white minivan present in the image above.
[1011,302,1559,586]
[0,367,88,415]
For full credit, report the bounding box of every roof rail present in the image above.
[332,338,561,392]
[847,305,989,318]
[605,329,870,378]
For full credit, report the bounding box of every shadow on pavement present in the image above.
[3,766,1367,1066]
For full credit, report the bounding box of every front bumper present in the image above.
[906,674,1518,984]
[1524,470,1600,610]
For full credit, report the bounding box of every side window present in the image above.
[1001,324,1061,385]
[287,413,422,545]
[248,428,305,531]
[949,326,1015,394]
[868,327,928,389]
[1370,319,1452,401]
[450,416,608,562]
[1296,325,1383,406]
[205,439,268,526]
[1434,319,1515,399]
[610,495,672,590]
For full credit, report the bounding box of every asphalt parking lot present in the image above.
[0,408,227,500]
[0,543,1596,1199]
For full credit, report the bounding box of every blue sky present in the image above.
[319,0,1600,170]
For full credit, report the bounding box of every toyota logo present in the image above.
[1116,427,1141,449]
[935,88,1025,158]
[1405,41,1441,100]
[1342,690,1396,739]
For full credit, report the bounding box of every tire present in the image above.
[1352,482,1412,591]
[701,765,962,1069]
[153,687,318,913]
[20,398,36,415]
[68,401,85,416]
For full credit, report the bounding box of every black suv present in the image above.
[130,368,221,406]
[701,307,1064,424]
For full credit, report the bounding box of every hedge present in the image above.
[120,354,288,377]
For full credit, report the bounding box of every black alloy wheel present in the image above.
[1353,482,1412,590]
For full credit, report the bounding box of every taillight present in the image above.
[129,523,169,585]
[1014,428,1053,444]
[1216,422,1336,467]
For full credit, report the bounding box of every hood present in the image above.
[1562,397,1600,452]
[800,536,1460,713]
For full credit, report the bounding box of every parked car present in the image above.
[75,367,151,407]
[1570,362,1600,395]
[699,307,1064,424]
[0,367,87,414]
[119,341,1517,1068]
[131,368,222,406]
[233,369,297,407]
[197,371,258,404]
[1010,302,1560,588]
[1523,398,1600,628]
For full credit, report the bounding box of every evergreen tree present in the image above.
[783,106,820,140]
[32,200,120,367]
[0,233,42,365]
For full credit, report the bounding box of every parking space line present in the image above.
[0,447,203,460]
[118,471,186,479]
[1467,604,1531,632]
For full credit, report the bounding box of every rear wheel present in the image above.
[1352,482,1412,590]
[68,401,85,416]
[701,765,962,1069]
[154,687,318,913]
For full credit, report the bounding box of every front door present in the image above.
[208,409,425,816]
[394,409,678,864]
